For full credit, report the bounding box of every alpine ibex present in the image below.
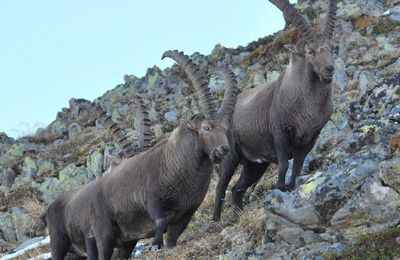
[45,96,152,260]
[45,50,238,260]
[212,0,337,221]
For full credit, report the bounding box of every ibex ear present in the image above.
[179,119,196,131]
[284,44,303,56]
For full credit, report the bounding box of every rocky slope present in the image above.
[0,0,399,259]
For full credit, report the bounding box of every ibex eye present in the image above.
[202,125,210,131]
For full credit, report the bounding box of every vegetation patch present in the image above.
[342,226,400,259]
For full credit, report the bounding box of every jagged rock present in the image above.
[379,158,400,193]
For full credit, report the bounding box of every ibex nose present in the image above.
[325,65,335,73]
[220,145,229,155]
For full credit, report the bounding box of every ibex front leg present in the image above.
[147,200,167,249]
[274,135,290,191]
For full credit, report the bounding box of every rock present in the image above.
[0,168,17,187]
[208,73,225,92]
[276,227,307,246]
[10,207,29,242]
[19,157,38,178]
[338,0,384,18]
[0,133,14,156]
[164,110,178,124]
[58,164,92,192]
[331,177,400,238]
[36,158,55,177]
[12,236,46,252]
[48,118,68,137]
[68,123,82,139]
[334,58,347,91]
[265,189,320,227]
[0,212,17,242]
[87,149,104,179]
[247,64,266,87]
[34,177,62,204]
[379,158,400,193]
[36,163,93,203]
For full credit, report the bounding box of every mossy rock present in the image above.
[343,226,400,259]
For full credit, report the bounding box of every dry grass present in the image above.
[20,197,47,237]
[0,186,42,212]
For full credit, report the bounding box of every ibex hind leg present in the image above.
[90,209,116,260]
[49,233,71,260]
[147,199,168,249]
[112,241,138,260]
[213,153,240,221]
[166,208,196,248]
[48,219,71,260]
[231,161,270,211]
[85,236,98,260]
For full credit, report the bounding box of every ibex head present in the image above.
[162,50,239,163]
[270,0,337,83]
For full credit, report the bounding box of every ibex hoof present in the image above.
[275,183,287,192]
[150,244,162,251]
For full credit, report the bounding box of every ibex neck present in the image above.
[163,128,211,181]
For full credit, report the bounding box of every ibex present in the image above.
[44,50,238,260]
[44,96,152,259]
[212,0,337,221]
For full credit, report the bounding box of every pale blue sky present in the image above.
[0,0,290,138]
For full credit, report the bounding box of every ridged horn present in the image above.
[268,0,317,42]
[212,68,239,125]
[75,99,137,158]
[128,96,153,151]
[162,50,217,119]
[321,0,337,39]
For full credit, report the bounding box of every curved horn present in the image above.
[268,0,317,42]
[75,99,137,158]
[321,0,337,39]
[162,50,217,119]
[212,68,239,125]
[128,96,153,151]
